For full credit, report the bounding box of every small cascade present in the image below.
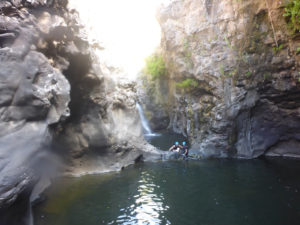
[136,103,156,136]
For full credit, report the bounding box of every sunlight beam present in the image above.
[68,0,171,79]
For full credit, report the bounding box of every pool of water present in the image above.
[145,131,187,151]
[34,158,300,225]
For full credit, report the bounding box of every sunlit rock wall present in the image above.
[0,0,163,222]
[156,0,300,158]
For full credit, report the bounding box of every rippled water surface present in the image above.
[34,159,300,225]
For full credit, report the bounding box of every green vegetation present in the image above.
[227,69,238,78]
[273,44,284,54]
[176,78,198,90]
[185,50,192,59]
[263,72,271,81]
[219,65,238,78]
[245,71,252,77]
[224,36,232,49]
[182,38,194,69]
[143,55,167,80]
[219,65,225,76]
[283,0,300,33]
[297,47,300,53]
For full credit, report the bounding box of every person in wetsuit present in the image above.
[169,141,182,153]
[182,141,189,157]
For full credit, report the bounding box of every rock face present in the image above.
[0,0,165,223]
[0,0,70,219]
[153,0,300,158]
[60,68,164,176]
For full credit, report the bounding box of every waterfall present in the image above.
[136,103,154,136]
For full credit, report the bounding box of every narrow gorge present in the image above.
[0,0,299,225]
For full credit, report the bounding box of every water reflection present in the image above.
[114,171,170,224]
[34,160,300,225]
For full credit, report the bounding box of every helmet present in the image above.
[182,141,186,145]
[175,142,179,145]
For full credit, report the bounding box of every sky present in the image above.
[69,0,173,79]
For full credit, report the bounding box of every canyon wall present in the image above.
[1,0,300,223]
[0,1,163,223]
[150,0,300,158]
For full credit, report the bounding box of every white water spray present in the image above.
[136,103,156,136]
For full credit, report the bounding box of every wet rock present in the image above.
[266,140,300,158]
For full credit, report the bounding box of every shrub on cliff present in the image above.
[143,55,167,80]
[283,0,300,33]
[176,78,198,91]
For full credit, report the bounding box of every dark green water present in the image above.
[34,158,300,225]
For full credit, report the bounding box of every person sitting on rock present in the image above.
[182,141,189,157]
[169,141,182,153]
